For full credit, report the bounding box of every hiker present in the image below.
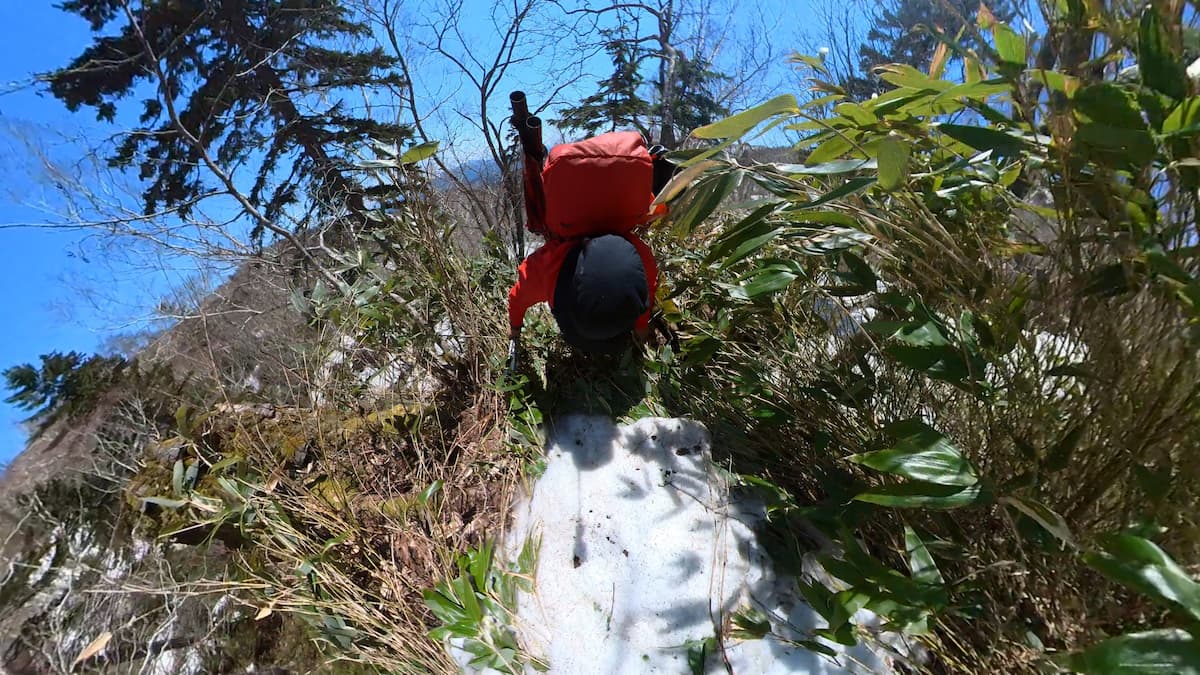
[507,129,671,355]
[508,231,658,354]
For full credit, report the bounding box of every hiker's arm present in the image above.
[628,234,659,333]
[507,245,559,336]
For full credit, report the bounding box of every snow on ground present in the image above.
[493,415,899,674]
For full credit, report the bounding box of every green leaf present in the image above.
[904,525,944,586]
[741,265,801,298]
[807,131,858,164]
[731,607,772,640]
[875,64,954,92]
[209,454,242,474]
[1043,424,1084,473]
[937,123,1028,156]
[794,177,876,210]
[993,24,1026,65]
[1025,69,1078,96]
[682,335,723,366]
[855,481,985,509]
[671,170,742,238]
[1139,8,1188,101]
[720,230,782,269]
[1162,97,1200,135]
[174,404,190,434]
[419,480,444,506]
[356,158,402,170]
[775,159,876,175]
[468,540,494,592]
[796,581,858,646]
[848,419,977,486]
[399,141,438,163]
[790,52,830,76]
[1075,83,1147,129]
[837,251,877,291]
[684,637,715,675]
[833,101,875,126]
[1002,496,1075,547]
[876,138,909,191]
[1084,535,1200,622]
[1075,122,1158,167]
[692,94,800,139]
[1065,629,1200,675]
[706,201,783,266]
[794,640,840,657]
[451,575,483,623]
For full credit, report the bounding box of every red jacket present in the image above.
[508,234,658,331]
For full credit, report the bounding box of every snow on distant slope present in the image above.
[484,415,902,674]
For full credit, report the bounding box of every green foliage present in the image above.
[45,0,410,237]
[423,538,546,673]
[1063,629,1200,675]
[1084,535,1200,623]
[3,351,128,432]
[554,8,729,145]
[644,3,1200,666]
[555,27,652,138]
[847,0,1017,99]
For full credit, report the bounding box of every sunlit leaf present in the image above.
[731,607,772,640]
[1064,629,1200,675]
[1084,535,1200,622]
[904,525,944,586]
[807,132,858,164]
[399,141,439,163]
[1002,496,1075,547]
[741,265,801,298]
[992,23,1026,65]
[854,481,985,509]
[692,94,799,139]
[1161,96,1200,136]
[142,496,187,509]
[775,159,876,175]
[671,170,742,238]
[1025,69,1079,97]
[848,418,978,486]
[877,138,909,191]
[875,64,954,92]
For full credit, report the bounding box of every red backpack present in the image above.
[523,131,657,240]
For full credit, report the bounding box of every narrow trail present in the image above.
[456,415,911,674]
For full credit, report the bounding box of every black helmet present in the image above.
[552,234,648,354]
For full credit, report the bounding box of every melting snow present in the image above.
[480,415,901,674]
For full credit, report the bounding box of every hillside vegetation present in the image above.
[4,1,1200,673]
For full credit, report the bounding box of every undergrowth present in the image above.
[12,3,1200,674]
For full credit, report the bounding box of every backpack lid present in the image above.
[542,131,654,238]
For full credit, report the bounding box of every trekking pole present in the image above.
[509,91,545,265]
[509,91,544,162]
[507,91,548,373]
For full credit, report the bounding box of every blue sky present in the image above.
[0,1,809,466]
[0,4,114,463]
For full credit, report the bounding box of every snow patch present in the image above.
[486,415,899,674]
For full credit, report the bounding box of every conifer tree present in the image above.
[844,0,1017,99]
[45,0,410,239]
